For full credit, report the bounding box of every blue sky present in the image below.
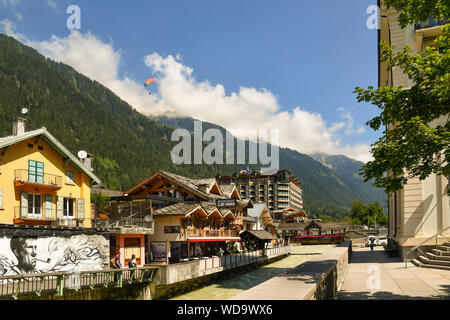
[0,0,381,162]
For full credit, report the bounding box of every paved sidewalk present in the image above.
[338,246,450,300]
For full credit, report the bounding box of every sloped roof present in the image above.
[91,184,123,197]
[247,204,267,219]
[200,201,220,215]
[192,178,219,192]
[240,230,275,240]
[152,202,204,217]
[127,170,241,202]
[152,201,238,220]
[219,184,240,199]
[0,128,101,184]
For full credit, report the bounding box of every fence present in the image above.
[0,267,158,299]
[199,245,291,272]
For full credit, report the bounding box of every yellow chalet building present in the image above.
[0,119,101,228]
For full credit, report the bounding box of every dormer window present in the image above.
[66,170,75,184]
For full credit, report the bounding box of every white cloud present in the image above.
[0,18,27,42]
[1,0,20,7]
[15,12,23,21]
[46,0,57,9]
[0,27,372,162]
[356,127,366,134]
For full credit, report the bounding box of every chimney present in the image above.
[13,117,26,136]
[80,153,94,172]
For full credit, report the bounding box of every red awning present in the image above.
[188,237,241,242]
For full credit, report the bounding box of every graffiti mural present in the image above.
[0,232,109,275]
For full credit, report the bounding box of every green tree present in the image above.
[366,202,387,227]
[354,0,450,195]
[91,192,112,209]
[94,156,121,190]
[351,200,367,225]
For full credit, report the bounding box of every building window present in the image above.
[66,170,75,184]
[28,160,44,184]
[27,194,42,217]
[63,198,75,218]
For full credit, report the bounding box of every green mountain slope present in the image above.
[0,34,245,189]
[310,153,387,207]
[157,117,387,218]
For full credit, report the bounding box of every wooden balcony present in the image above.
[14,169,62,190]
[13,207,83,227]
[183,227,239,238]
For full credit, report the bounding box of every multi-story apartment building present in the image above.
[379,0,449,259]
[216,169,304,213]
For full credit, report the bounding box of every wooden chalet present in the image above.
[110,171,254,264]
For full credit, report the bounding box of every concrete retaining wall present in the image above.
[231,241,352,300]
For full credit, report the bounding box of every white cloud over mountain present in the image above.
[0,24,372,162]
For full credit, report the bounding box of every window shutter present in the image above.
[21,192,28,218]
[77,198,85,220]
[28,160,36,183]
[36,162,44,184]
[45,195,53,219]
[57,196,63,219]
[0,189,3,208]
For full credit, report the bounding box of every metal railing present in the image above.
[198,245,291,272]
[107,217,153,229]
[415,18,448,31]
[14,207,83,225]
[0,267,158,299]
[14,169,62,188]
[184,228,238,238]
[405,226,450,268]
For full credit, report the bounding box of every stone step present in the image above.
[437,245,450,252]
[425,252,450,262]
[431,249,450,256]
[411,258,422,267]
[411,258,450,271]
[418,255,450,267]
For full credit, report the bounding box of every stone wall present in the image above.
[312,241,352,300]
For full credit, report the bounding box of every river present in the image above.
[170,244,336,300]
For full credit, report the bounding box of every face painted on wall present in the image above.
[14,238,37,272]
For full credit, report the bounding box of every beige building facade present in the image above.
[379,1,450,259]
[216,169,304,212]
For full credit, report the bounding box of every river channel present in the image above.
[170,244,336,300]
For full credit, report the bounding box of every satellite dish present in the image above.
[78,150,88,159]
[21,108,29,115]
[144,215,153,222]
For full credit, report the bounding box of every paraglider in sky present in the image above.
[144,78,157,94]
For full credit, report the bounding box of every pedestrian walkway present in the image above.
[338,246,450,300]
